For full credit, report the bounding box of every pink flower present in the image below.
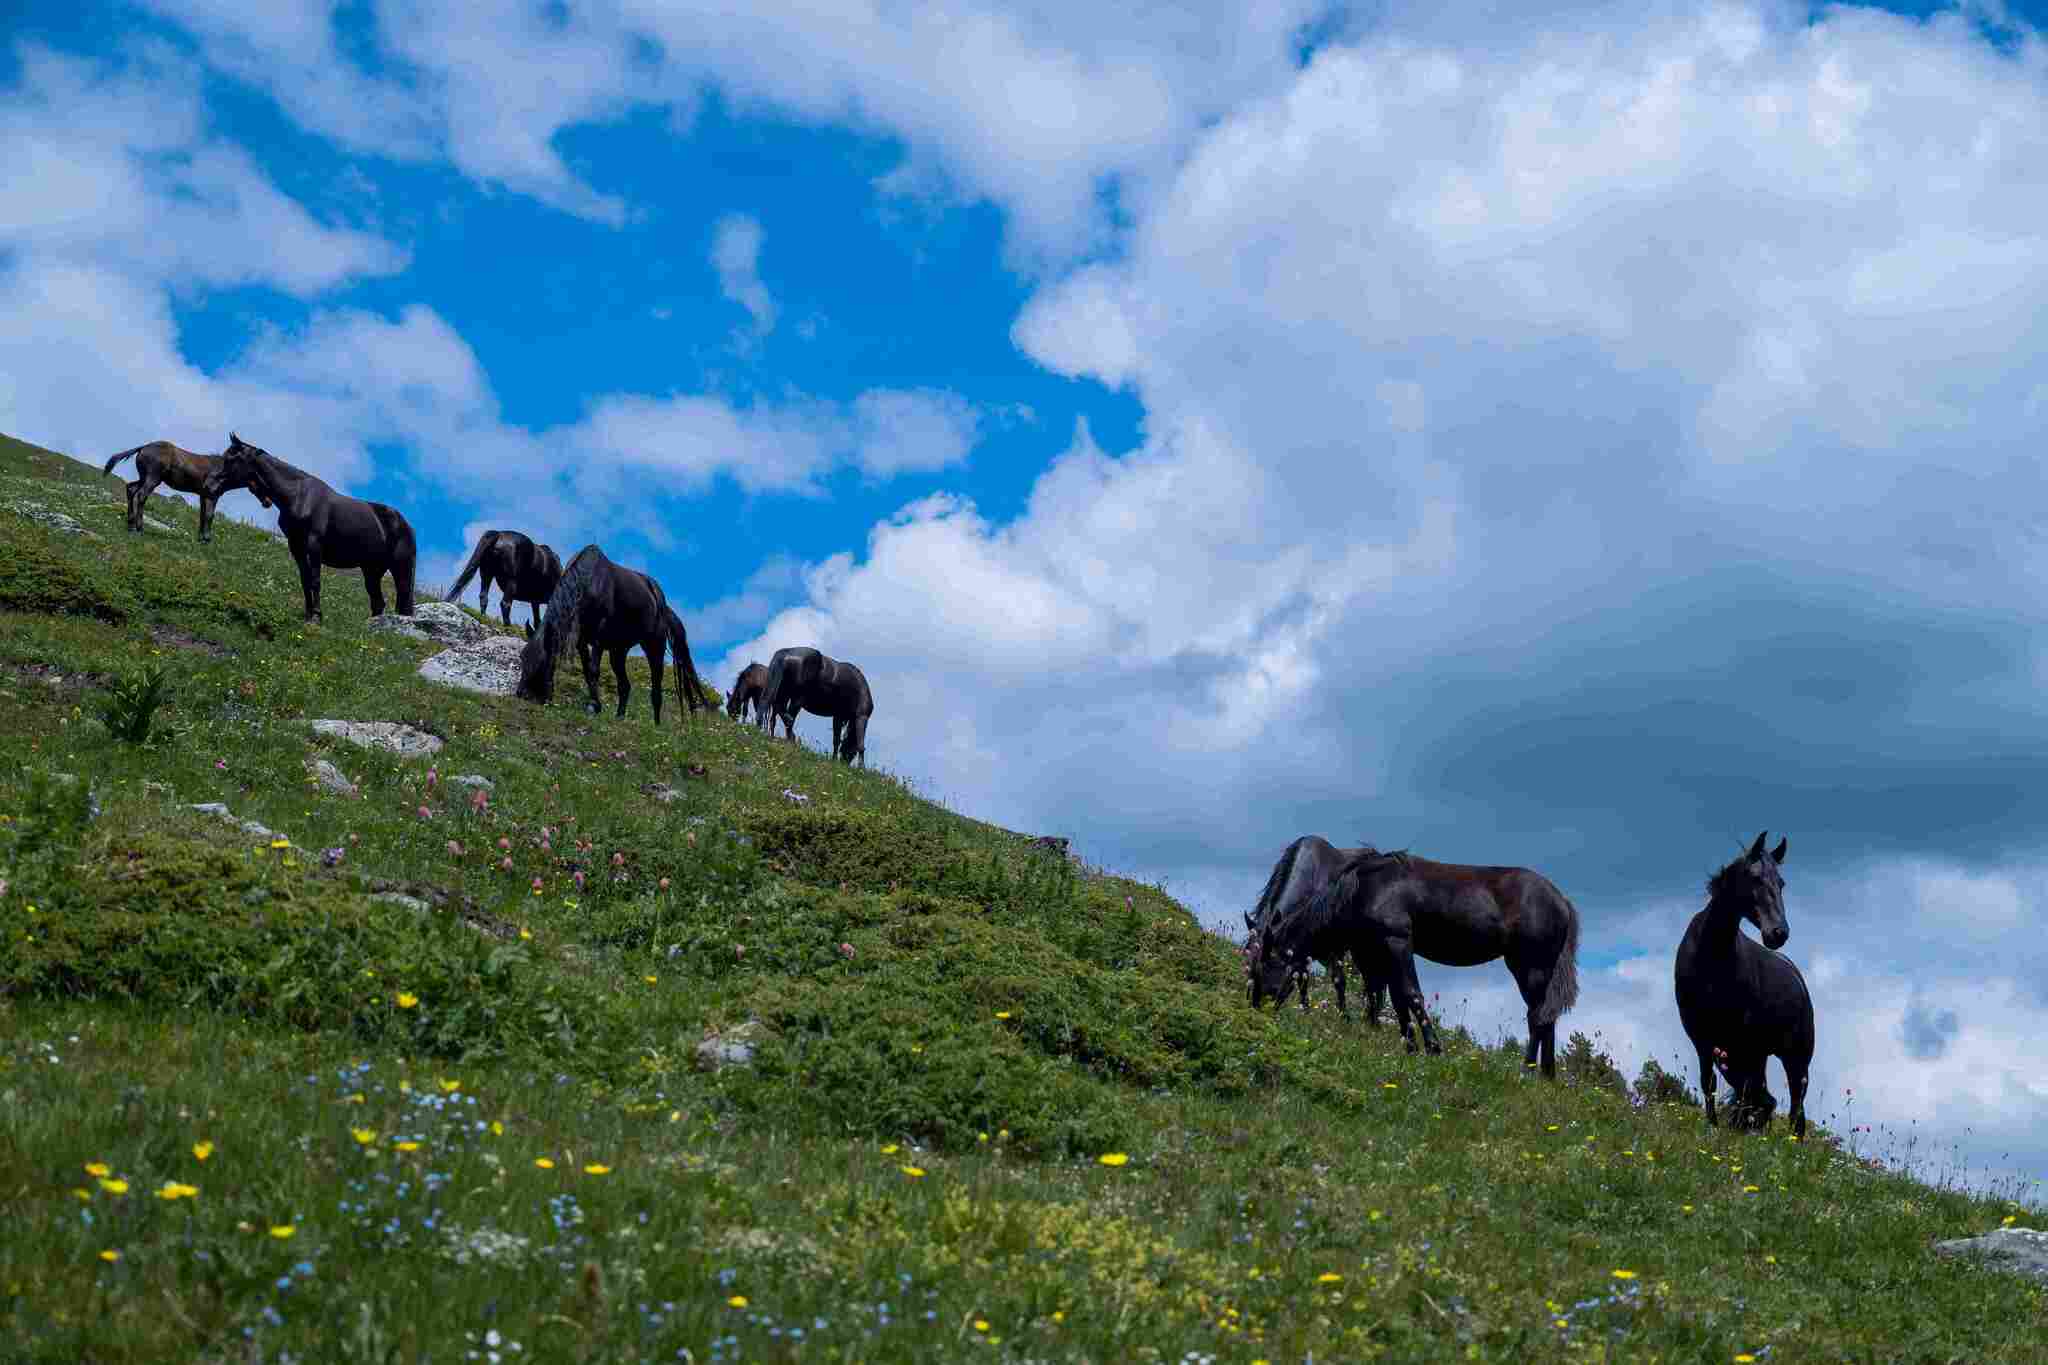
[839,942,855,958]
[658,877,670,890]
[573,871,585,889]
[416,805,432,820]
[425,768,438,790]
[446,840,463,856]
[734,944,745,958]
[530,876,543,892]
[498,837,510,851]
[470,788,488,812]
[540,839,551,852]
[348,833,359,844]
[611,852,624,867]
[500,857,514,872]
[215,758,227,771]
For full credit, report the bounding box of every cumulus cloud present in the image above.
[711,214,776,340]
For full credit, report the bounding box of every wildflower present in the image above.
[470,788,488,812]
[840,942,855,957]
[439,1079,461,1093]
[1097,1153,1129,1167]
[735,944,745,958]
[417,806,432,820]
[1382,1082,1398,1090]
[191,1141,215,1162]
[995,1011,1011,1020]
[98,1178,129,1194]
[881,1144,900,1154]
[728,1295,749,1309]
[491,1121,504,1136]
[900,1166,926,1178]
[531,877,543,894]
[1053,1311,1066,1323]
[519,927,531,940]
[216,759,227,770]
[100,1249,120,1263]
[1764,1254,1777,1264]
[1611,1269,1637,1280]
[644,975,657,985]
[270,837,291,850]
[1317,1273,1343,1283]
[395,992,418,1009]
[1736,1356,1757,1363]
[501,856,514,871]
[343,1093,365,1105]
[70,1188,90,1201]
[1743,1185,1760,1194]
[498,837,511,851]
[395,1141,420,1153]
[585,1164,611,1175]
[85,1162,110,1177]
[446,840,464,856]
[535,1157,555,1169]
[1682,1204,1695,1214]
[574,871,585,889]
[156,1182,199,1200]
[612,852,624,867]
[974,1319,990,1331]
[351,1129,377,1146]
[978,1132,989,1143]
[269,1225,296,1239]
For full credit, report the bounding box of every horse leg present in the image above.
[133,473,163,532]
[1696,1043,1719,1129]
[296,543,324,622]
[124,479,142,531]
[1331,956,1349,1018]
[198,492,216,542]
[1512,958,1556,1078]
[529,603,541,639]
[1786,1058,1810,1140]
[646,638,665,726]
[609,645,631,719]
[580,641,602,714]
[1351,948,1382,1027]
[478,571,492,615]
[362,567,387,618]
[1396,947,1442,1055]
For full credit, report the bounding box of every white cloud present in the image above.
[711,214,776,339]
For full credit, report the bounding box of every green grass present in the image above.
[0,428,2042,1363]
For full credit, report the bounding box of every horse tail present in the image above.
[1540,892,1582,1024]
[102,445,146,475]
[446,530,499,603]
[663,606,708,713]
[1248,837,1308,934]
[759,651,790,727]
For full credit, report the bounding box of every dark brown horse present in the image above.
[445,529,562,637]
[727,662,770,723]
[103,439,270,541]
[514,545,708,724]
[1675,831,1812,1137]
[756,646,873,765]
[1244,835,1388,1023]
[1250,846,1582,1077]
[203,434,416,622]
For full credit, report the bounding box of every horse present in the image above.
[1674,831,1812,1138]
[202,434,416,622]
[445,530,562,638]
[1244,835,1389,1023]
[1249,845,1582,1078]
[755,646,874,766]
[103,438,271,542]
[727,662,770,723]
[514,545,708,725]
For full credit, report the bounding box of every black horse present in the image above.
[103,438,270,541]
[756,646,874,766]
[1244,835,1388,1022]
[203,434,416,622]
[1250,846,1582,1078]
[727,662,770,723]
[445,530,562,638]
[1674,831,1812,1137]
[514,545,707,725]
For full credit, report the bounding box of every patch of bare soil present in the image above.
[149,624,233,657]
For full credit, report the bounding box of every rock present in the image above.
[306,758,358,796]
[642,783,683,804]
[189,802,280,841]
[450,774,493,790]
[1934,1227,2048,1287]
[695,1021,764,1071]
[418,634,527,697]
[367,601,492,647]
[370,892,431,913]
[9,500,97,538]
[309,719,444,758]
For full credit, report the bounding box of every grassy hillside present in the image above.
[0,429,2040,1362]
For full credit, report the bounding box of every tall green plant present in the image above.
[96,662,169,745]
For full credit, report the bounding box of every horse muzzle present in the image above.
[1762,925,1788,950]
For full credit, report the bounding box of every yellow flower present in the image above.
[1611,1269,1637,1280]
[269,1225,296,1239]
[98,1178,129,1195]
[727,1295,749,1309]
[84,1162,110,1177]
[534,1157,555,1169]
[99,1249,120,1263]
[343,1093,365,1105]
[1097,1153,1129,1167]
[584,1164,611,1175]
[977,1132,989,1143]
[1682,1204,1695,1213]
[519,927,532,940]
[1052,1311,1066,1323]
[156,1182,199,1201]
[2002,1214,2017,1227]
[270,838,290,849]
[490,1121,505,1137]
[994,1011,1011,1019]
[70,1188,91,1202]
[395,992,418,1009]
[644,975,657,985]
[439,1079,461,1093]
[1763,1254,1777,1264]
[880,1144,899,1154]
[1382,1082,1398,1090]
[1545,1124,1559,1132]
[974,1319,990,1331]
[1736,1356,1757,1363]
[1317,1272,1343,1283]
[1743,1185,1761,1194]
[394,1141,421,1153]
[900,1165,926,1178]
[352,1129,377,1146]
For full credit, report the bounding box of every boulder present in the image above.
[306,758,358,796]
[417,634,527,697]
[309,719,444,759]
[1933,1227,2048,1287]
[366,601,492,647]
[695,1021,764,1071]
[190,802,281,841]
[450,774,493,790]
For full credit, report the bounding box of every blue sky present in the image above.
[6,0,2048,1198]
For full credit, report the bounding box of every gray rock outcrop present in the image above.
[306,758,358,796]
[1933,1227,2048,1287]
[190,802,281,841]
[366,601,492,647]
[309,719,445,758]
[417,634,527,697]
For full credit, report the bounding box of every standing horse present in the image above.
[755,646,874,766]
[1244,835,1388,1023]
[103,438,271,541]
[445,530,562,638]
[203,434,416,622]
[1250,846,1582,1078]
[727,662,770,723]
[1674,831,1812,1137]
[514,545,708,725]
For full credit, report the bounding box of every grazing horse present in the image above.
[103,439,270,542]
[203,434,416,622]
[1674,831,1812,1137]
[514,545,708,725]
[727,662,770,723]
[755,646,874,766]
[445,530,562,638]
[1244,835,1388,1023]
[1250,846,1582,1078]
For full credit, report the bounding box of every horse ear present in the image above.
[1748,830,1768,860]
[229,431,240,446]
[1771,836,1787,864]
[1244,911,1255,930]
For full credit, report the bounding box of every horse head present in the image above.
[1246,928,1301,1010]
[514,632,557,704]
[203,432,276,508]
[1736,829,1790,950]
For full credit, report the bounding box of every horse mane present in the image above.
[1262,846,1411,960]
[523,543,606,674]
[1248,837,1309,932]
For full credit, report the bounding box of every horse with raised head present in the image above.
[1244,835,1388,1023]
[756,646,873,766]
[514,545,708,725]
[727,662,770,723]
[203,434,416,622]
[1674,831,1812,1137]
[104,438,271,541]
[445,530,562,638]
[1250,845,1582,1078]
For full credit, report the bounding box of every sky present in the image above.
[5,0,2048,1200]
